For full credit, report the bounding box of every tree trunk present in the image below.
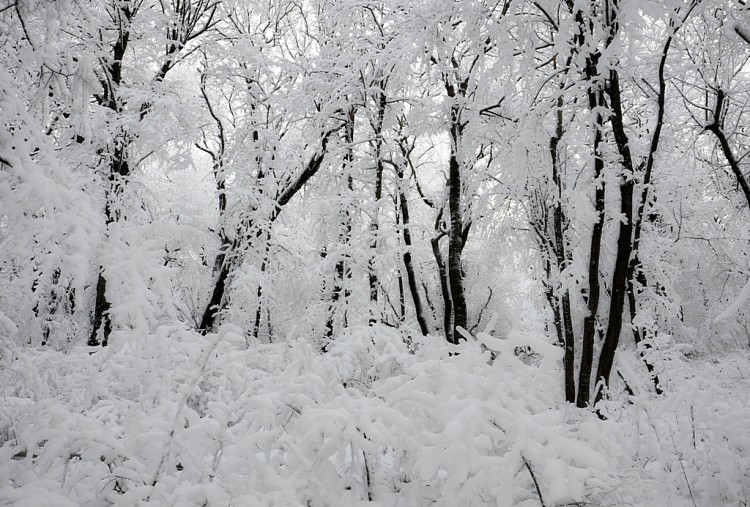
[627,282,662,394]
[595,69,635,408]
[88,7,132,346]
[432,217,452,343]
[541,258,564,349]
[326,109,356,339]
[199,254,234,333]
[252,232,272,340]
[89,142,130,346]
[197,132,332,334]
[550,103,576,404]
[446,102,468,343]
[624,29,678,398]
[88,271,112,346]
[593,0,685,404]
[397,265,406,322]
[89,0,214,345]
[574,4,608,407]
[576,97,606,408]
[706,89,750,210]
[368,86,387,319]
[397,167,430,336]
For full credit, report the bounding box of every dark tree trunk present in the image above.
[573,4,608,407]
[368,85,387,318]
[252,232,272,340]
[592,0,687,405]
[326,255,347,340]
[89,144,130,347]
[396,263,406,322]
[199,255,234,333]
[88,6,132,347]
[432,223,452,343]
[553,173,576,403]
[446,102,468,343]
[560,293,576,401]
[197,132,332,334]
[197,67,229,277]
[212,164,231,277]
[706,89,750,210]
[624,30,678,398]
[88,271,111,346]
[626,282,662,394]
[397,166,430,336]
[576,98,606,408]
[549,99,576,404]
[326,110,356,339]
[595,69,635,408]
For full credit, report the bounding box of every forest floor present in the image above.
[1,325,748,506]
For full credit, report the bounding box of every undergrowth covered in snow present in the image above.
[1,324,748,506]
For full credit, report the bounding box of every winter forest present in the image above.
[2,0,750,504]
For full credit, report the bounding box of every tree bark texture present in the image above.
[446,101,468,343]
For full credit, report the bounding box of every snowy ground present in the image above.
[1,325,748,506]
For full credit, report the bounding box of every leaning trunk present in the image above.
[706,90,750,209]
[197,133,332,334]
[397,166,430,336]
[199,253,234,333]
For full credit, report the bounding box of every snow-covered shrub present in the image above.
[620,352,750,507]
[3,323,747,506]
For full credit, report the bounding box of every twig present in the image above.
[617,369,635,397]
[690,405,696,450]
[521,453,546,507]
[677,453,698,507]
[363,448,373,502]
[358,428,374,502]
[146,331,224,500]
[469,287,494,333]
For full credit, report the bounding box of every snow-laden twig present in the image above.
[145,329,226,501]
[714,276,750,323]
[521,453,546,507]
[677,453,698,507]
